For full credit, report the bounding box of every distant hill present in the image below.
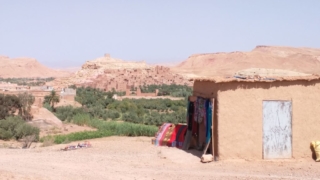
[49,54,191,90]
[0,56,70,78]
[172,46,320,77]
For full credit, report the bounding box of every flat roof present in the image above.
[192,74,320,83]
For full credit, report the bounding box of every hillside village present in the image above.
[89,66,191,92]
[50,54,192,92]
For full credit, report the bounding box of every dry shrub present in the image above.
[22,135,36,149]
[41,136,55,147]
[48,127,62,135]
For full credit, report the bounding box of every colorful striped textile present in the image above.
[154,123,168,140]
[155,123,172,146]
[167,125,178,147]
[154,123,187,149]
[160,124,175,146]
[168,124,188,148]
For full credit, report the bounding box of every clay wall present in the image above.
[31,106,40,114]
[128,88,158,97]
[60,95,75,101]
[62,88,76,94]
[107,81,117,91]
[136,88,141,95]
[95,79,107,89]
[138,93,156,97]
[155,66,170,74]
[32,97,44,108]
[193,79,320,160]
[117,82,127,91]
[125,88,130,96]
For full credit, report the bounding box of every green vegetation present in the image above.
[41,119,158,144]
[139,84,192,97]
[0,94,20,120]
[75,87,114,108]
[0,93,39,143]
[50,87,187,126]
[43,130,114,144]
[0,77,55,86]
[0,116,40,141]
[42,86,189,144]
[107,98,187,125]
[72,117,158,137]
[43,90,60,112]
[0,93,34,120]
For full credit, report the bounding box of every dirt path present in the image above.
[1,136,320,180]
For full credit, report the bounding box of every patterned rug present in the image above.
[153,123,187,149]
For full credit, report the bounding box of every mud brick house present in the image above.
[60,88,76,101]
[190,75,320,160]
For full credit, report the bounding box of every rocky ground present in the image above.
[1,136,319,180]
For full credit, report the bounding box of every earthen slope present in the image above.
[173,46,320,77]
[0,56,70,78]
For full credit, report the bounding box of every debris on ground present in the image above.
[60,141,92,151]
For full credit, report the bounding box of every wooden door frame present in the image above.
[188,96,218,161]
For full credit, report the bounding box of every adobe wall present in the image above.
[193,79,320,160]
[128,88,158,97]
[31,106,40,114]
[138,93,156,97]
[60,95,75,101]
[34,97,43,108]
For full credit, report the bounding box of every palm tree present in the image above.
[45,90,60,112]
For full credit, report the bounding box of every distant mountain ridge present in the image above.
[0,56,70,78]
[4,45,320,82]
[172,46,320,77]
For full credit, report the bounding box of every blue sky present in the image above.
[0,1,319,68]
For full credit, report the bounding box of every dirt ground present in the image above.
[1,136,320,180]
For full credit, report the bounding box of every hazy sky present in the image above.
[0,1,319,68]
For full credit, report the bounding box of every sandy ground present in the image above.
[1,136,320,180]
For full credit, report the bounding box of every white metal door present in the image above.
[263,101,292,159]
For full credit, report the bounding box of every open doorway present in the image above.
[183,96,216,161]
